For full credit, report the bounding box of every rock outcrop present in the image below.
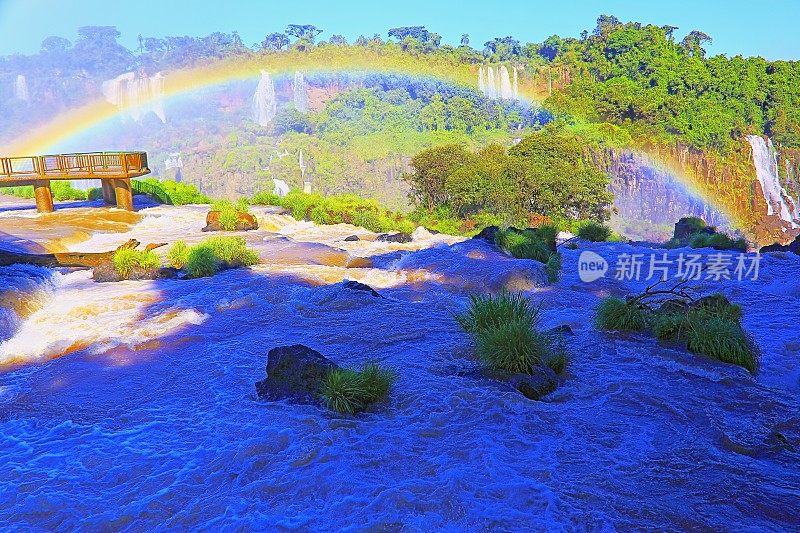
[203,211,258,232]
[760,234,800,254]
[376,232,412,243]
[255,345,338,404]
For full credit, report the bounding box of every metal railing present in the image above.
[0,151,150,181]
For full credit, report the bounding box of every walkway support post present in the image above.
[33,180,54,213]
[114,178,133,211]
[101,180,116,205]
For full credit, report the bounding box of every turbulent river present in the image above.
[1,196,799,530]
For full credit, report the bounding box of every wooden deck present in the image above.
[0,152,150,212]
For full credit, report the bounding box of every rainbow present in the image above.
[2,46,741,229]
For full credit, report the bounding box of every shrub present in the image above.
[680,217,707,234]
[495,229,552,263]
[578,221,612,242]
[320,362,396,414]
[594,297,649,331]
[201,236,260,266]
[545,252,562,283]
[186,246,219,278]
[685,316,758,374]
[112,248,160,278]
[689,232,747,251]
[251,192,281,206]
[455,292,538,334]
[167,240,191,269]
[474,317,552,374]
[138,178,210,205]
[651,312,690,340]
[211,199,251,231]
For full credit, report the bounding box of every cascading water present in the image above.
[101,71,167,124]
[512,66,518,99]
[0,265,58,345]
[13,74,29,102]
[747,135,800,228]
[478,66,485,96]
[499,66,513,99]
[486,67,497,99]
[253,70,277,127]
[293,71,308,114]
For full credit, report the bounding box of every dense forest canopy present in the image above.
[2,15,798,153]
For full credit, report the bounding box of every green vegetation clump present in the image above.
[211,198,251,231]
[595,288,758,373]
[493,227,562,281]
[112,248,161,279]
[320,362,396,414]
[688,232,748,251]
[456,292,568,375]
[578,221,612,242]
[0,181,88,201]
[137,178,210,205]
[166,240,191,269]
[594,297,649,331]
[167,236,260,278]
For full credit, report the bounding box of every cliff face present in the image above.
[592,140,800,246]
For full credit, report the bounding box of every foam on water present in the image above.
[1,206,799,529]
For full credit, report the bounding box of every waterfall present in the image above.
[293,71,308,114]
[253,70,277,127]
[512,67,518,99]
[747,135,800,227]
[499,66,513,99]
[101,71,167,123]
[486,67,497,99]
[478,67,486,97]
[14,74,29,102]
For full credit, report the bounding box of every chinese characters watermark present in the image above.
[578,251,760,283]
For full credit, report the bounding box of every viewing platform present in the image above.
[0,151,150,212]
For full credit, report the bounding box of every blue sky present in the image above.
[0,0,798,60]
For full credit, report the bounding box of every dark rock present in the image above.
[760,234,800,255]
[343,235,360,242]
[255,345,338,404]
[92,260,163,283]
[659,299,691,315]
[342,280,381,297]
[547,324,574,336]
[472,225,499,243]
[474,366,558,401]
[203,210,259,232]
[507,366,558,400]
[376,232,413,243]
[674,217,708,240]
[691,293,734,313]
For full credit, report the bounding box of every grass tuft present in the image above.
[685,316,759,374]
[594,297,649,331]
[320,362,395,414]
[167,240,191,269]
[578,221,612,242]
[112,248,160,279]
[455,292,538,334]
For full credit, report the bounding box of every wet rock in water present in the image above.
[547,324,574,336]
[659,299,691,315]
[691,293,734,313]
[673,217,712,240]
[376,232,413,243]
[255,345,338,404]
[467,366,557,401]
[342,280,382,298]
[472,225,499,244]
[343,235,360,242]
[92,261,173,283]
[760,234,800,255]
[203,210,259,232]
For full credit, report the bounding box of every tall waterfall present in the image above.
[486,67,497,99]
[14,74,29,102]
[101,71,167,123]
[478,67,485,96]
[499,66,513,99]
[253,70,277,127]
[747,135,800,227]
[512,66,518,99]
[293,71,308,114]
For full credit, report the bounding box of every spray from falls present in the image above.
[478,66,485,95]
[479,66,517,100]
[747,135,800,228]
[486,67,497,99]
[293,71,308,114]
[499,66,513,99]
[14,74,29,102]
[253,70,277,126]
[101,71,167,124]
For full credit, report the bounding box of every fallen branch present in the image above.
[0,239,163,268]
